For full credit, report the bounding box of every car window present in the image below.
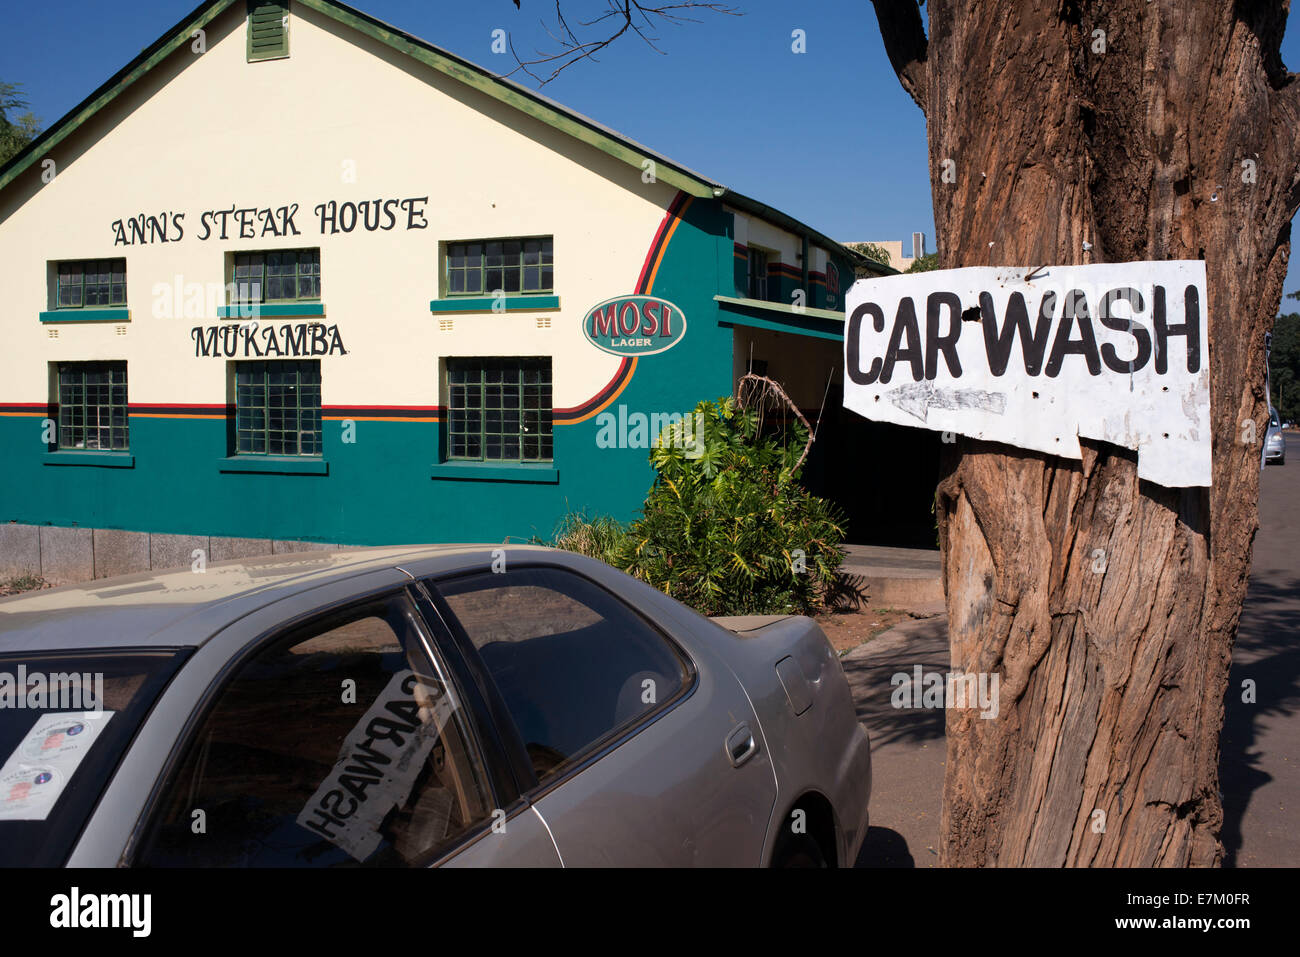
[434,567,690,785]
[1270,409,1280,427]
[0,651,185,866]
[137,591,494,867]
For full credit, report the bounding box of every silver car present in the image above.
[0,545,870,867]
[1265,408,1285,464]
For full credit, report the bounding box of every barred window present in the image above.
[446,358,552,462]
[232,249,320,304]
[56,362,129,450]
[57,259,126,308]
[234,360,322,456]
[446,238,552,296]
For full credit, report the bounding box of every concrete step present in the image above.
[840,544,943,607]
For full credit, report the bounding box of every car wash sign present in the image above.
[843,261,1211,488]
[583,295,686,356]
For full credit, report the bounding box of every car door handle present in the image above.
[725,722,758,768]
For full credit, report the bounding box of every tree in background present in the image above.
[905,252,939,273]
[0,82,40,167]
[845,240,894,271]
[1271,313,1300,423]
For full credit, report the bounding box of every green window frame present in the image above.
[446,238,552,297]
[446,358,552,463]
[56,259,127,309]
[247,0,289,62]
[234,360,322,456]
[55,361,129,451]
[231,249,320,305]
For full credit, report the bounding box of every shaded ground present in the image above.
[1219,432,1300,867]
[843,614,949,867]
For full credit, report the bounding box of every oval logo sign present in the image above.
[582,295,686,356]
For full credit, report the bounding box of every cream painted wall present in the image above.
[728,207,802,266]
[0,3,678,410]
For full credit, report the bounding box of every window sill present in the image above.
[430,462,559,484]
[219,456,329,474]
[216,303,325,319]
[43,451,135,468]
[429,295,560,314]
[40,309,130,323]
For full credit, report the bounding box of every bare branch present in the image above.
[870,0,929,113]
[507,1,741,86]
[736,373,815,472]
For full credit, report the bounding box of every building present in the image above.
[848,233,928,272]
[0,0,894,570]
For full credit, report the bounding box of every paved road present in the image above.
[847,433,1299,867]
[1220,431,1300,867]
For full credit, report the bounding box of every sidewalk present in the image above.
[842,612,949,867]
[840,544,943,606]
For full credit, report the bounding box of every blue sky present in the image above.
[2,0,1297,296]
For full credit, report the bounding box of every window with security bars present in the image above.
[446,238,552,296]
[234,361,322,456]
[447,358,552,462]
[56,259,126,308]
[56,362,129,451]
[231,249,320,305]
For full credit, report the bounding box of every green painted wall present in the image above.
[0,196,743,545]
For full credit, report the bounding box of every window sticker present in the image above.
[296,670,457,861]
[0,711,115,821]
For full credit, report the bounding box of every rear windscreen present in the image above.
[0,651,185,866]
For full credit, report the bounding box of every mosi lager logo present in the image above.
[583,295,686,356]
[826,261,841,309]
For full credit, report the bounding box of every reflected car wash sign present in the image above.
[583,295,686,356]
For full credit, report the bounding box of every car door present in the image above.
[422,563,778,866]
[126,582,561,867]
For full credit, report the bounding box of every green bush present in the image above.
[597,397,845,616]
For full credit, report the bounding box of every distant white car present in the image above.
[1265,408,1286,464]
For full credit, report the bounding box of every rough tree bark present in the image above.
[872,0,1300,865]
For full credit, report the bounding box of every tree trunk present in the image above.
[873,0,1300,865]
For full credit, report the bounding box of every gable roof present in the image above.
[0,0,892,274]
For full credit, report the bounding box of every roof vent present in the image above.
[248,1,289,63]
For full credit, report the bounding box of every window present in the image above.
[231,249,320,305]
[747,247,769,301]
[446,358,552,462]
[247,0,289,62]
[234,360,321,456]
[446,238,552,296]
[0,651,186,867]
[136,592,494,866]
[434,567,691,785]
[55,259,126,308]
[55,361,128,451]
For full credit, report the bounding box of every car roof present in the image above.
[0,544,554,654]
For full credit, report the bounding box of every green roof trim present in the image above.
[0,0,874,269]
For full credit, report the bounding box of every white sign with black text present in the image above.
[843,261,1211,487]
